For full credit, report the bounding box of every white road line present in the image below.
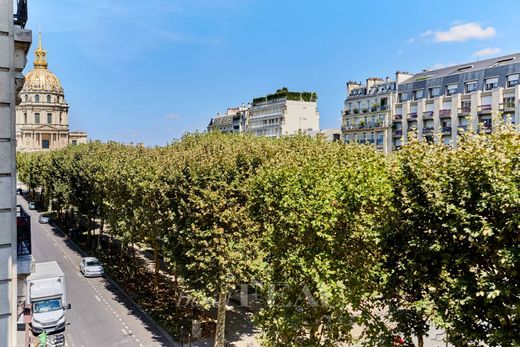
[95,295,101,302]
[121,328,128,335]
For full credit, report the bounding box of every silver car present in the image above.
[38,215,50,224]
[80,257,104,277]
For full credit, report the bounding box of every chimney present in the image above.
[395,71,414,85]
[346,81,361,96]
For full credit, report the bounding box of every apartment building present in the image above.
[247,88,320,137]
[393,54,520,151]
[207,104,250,133]
[341,73,411,152]
[208,88,320,138]
[0,1,31,345]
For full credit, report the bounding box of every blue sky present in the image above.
[27,0,520,146]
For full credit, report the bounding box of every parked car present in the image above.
[38,215,50,224]
[80,257,104,277]
[28,202,36,210]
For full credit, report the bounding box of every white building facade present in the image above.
[247,89,319,137]
[16,33,87,152]
[341,74,410,152]
[0,1,31,345]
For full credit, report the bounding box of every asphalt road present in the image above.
[19,197,174,347]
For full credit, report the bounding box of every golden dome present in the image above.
[22,32,64,94]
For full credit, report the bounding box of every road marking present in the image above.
[95,295,101,302]
[121,328,128,335]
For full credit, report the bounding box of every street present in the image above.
[19,197,175,347]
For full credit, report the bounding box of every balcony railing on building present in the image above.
[458,107,471,116]
[393,129,403,137]
[422,111,434,119]
[407,112,418,120]
[422,127,434,136]
[439,109,452,118]
[442,126,452,135]
[477,104,493,114]
[393,114,403,121]
[500,102,516,112]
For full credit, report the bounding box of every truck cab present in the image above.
[26,261,71,334]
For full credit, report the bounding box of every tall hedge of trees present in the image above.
[17,127,520,347]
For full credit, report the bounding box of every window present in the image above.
[429,87,441,98]
[71,140,78,146]
[34,113,40,124]
[465,81,478,93]
[398,92,408,102]
[461,100,471,111]
[47,95,51,103]
[413,89,424,100]
[25,95,28,102]
[42,140,50,149]
[35,95,40,103]
[47,113,52,124]
[485,77,499,90]
[446,84,458,96]
[507,74,519,87]
[24,113,27,123]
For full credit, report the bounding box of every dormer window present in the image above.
[429,87,441,98]
[413,89,424,100]
[446,84,458,96]
[485,77,499,91]
[465,81,478,93]
[507,74,519,88]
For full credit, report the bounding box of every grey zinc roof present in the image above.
[403,53,520,83]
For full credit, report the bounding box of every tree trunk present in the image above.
[97,219,104,251]
[418,335,424,347]
[214,289,227,347]
[153,238,160,294]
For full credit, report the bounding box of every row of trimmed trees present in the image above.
[17,127,520,347]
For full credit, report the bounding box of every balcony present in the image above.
[442,126,452,135]
[439,109,452,118]
[344,110,351,116]
[376,139,384,147]
[393,129,403,137]
[407,112,418,120]
[478,104,493,114]
[423,111,434,119]
[458,107,471,116]
[422,127,434,136]
[380,104,389,111]
[500,102,516,112]
[393,114,403,121]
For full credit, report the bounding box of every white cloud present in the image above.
[421,22,496,42]
[163,113,182,121]
[473,47,501,57]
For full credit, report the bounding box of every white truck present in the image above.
[26,261,71,334]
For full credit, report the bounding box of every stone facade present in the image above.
[16,33,87,152]
[0,1,31,345]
